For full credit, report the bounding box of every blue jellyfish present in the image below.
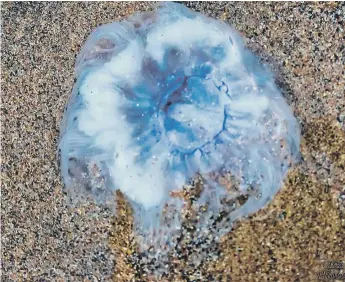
[59,2,300,249]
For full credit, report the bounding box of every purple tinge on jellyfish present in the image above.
[59,2,300,247]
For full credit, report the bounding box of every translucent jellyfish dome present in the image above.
[59,2,300,249]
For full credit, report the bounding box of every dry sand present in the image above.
[2,2,344,281]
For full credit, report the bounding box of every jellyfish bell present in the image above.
[59,2,300,254]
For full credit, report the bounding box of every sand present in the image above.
[2,2,344,281]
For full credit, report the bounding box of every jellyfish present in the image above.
[59,2,300,252]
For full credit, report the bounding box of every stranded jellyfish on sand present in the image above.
[59,2,300,251]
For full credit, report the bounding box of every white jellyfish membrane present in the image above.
[59,2,300,255]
